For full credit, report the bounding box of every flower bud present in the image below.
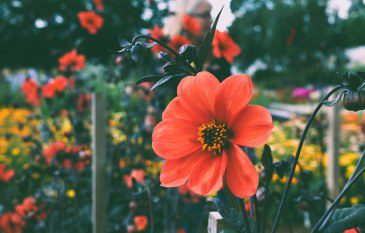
[343,91,365,112]
[127,225,136,233]
[129,201,137,213]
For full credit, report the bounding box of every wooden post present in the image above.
[327,103,341,199]
[92,93,107,233]
[208,212,227,233]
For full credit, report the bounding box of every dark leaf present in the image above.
[261,145,273,180]
[150,74,185,91]
[323,205,365,233]
[274,156,294,178]
[136,75,164,85]
[162,62,180,74]
[323,89,347,107]
[119,39,132,48]
[157,52,173,62]
[138,41,158,49]
[197,6,223,71]
[130,43,147,63]
[209,198,244,231]
[179,45,198,63]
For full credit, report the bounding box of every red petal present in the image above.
[230,105,273,147]
[188,153,227,196]
[160,150,207,187]
[177,72,220,124]
[214,74,253,124]
[162,97,195,122]
[152,119,200,160]
[226,144,258,198]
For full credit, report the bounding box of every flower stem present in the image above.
[237,198,251,233]
[146,186,154,233]
[271,86,343,233]
[312,151,365,232]
[252,195,260,233]
[132,35,197,74]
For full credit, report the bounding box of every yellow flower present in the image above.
[350,197,360,205]
[11,148,20,156]
[32,173,40,179]
[346,165,356,178]
[66,189,76,199]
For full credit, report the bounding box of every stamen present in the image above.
[197,120,230,156]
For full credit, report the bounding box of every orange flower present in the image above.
[53,76,68,92]
[21,78,40,106]
[133,215,148,231]
[123,169,146,188]
[153,72,273,198]
[78,11,104,34]
[168,35,190,52]
[212,30,241,64]
[182,14,202,36]
[42,83,56,98]
[149,25,165,53]
[93,0,104,11]
[59,49,86,72]
[0,165,15,182]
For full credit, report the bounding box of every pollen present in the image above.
[197,120,231,156]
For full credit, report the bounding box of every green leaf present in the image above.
[197,6,223,71]
[323,205,365,233]
[209,198,244,231]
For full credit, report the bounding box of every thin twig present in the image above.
[271,86,343,233]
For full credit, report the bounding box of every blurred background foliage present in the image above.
[0,0,167,69]
[229,0,365,87]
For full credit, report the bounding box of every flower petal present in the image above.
[214,74,253,124]
[162,97,195,122]
[152,119,200,160]
[188,153,227,196]
[177,72,220,124]
[226,144,258,198]
[160,150,207,187]
[230,105,273,147]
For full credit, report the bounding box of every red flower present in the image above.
[168,35,190,52]
[15,197,38,218]
[133,215,148,231]
[0,212,25,233]
[0,164,15,182]
[42,83,56,98]
[149,25,165,53]
[93,0,104,11]
[42,141,66,165]
[78,11,104,34]
[77,93,91,113]
[53,76,68,92]
[59,49,86,72]
[212,30,241,64]
[153,72,273,198]
[21,78,40,106]
[182,14,202,36]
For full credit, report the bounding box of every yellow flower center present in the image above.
[197,120,231,156]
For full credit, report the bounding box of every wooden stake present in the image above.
[92,93,107,233]
[327,103,340,199]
